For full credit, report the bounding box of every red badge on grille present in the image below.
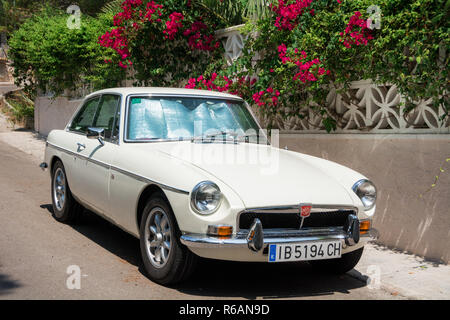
[300,205,312,218]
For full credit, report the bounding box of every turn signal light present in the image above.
[360,220,371,235]
[207,225,233,237]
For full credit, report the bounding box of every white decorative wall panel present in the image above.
[216,25,247,65]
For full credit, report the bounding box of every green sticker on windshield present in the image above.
[132,98,142,104]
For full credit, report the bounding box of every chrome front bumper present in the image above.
[181,227,378,249]
[181,223,378,262]
[182,214,377,247]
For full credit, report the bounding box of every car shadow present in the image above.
[40,204,141,267]
[175,260,366,299]
[40,203,367,299]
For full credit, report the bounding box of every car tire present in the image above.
[51,160,82,224]
[310,247,364,274]
[139,193,197,285]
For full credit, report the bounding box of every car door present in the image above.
[65,96,101,200]
[71,94,122,216]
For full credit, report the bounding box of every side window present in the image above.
[92,94,121,140]
[69,97,100,133]
[111,101,121,142]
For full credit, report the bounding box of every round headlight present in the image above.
[352,179,377,210]
[190,181,222,215]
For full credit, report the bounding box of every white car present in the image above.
[41,87,378,284]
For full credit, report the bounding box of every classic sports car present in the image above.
[41,87,378,284]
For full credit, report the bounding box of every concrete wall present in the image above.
[280,133,450,264]
[34,96,82,136]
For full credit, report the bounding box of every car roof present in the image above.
[86,87,243,101]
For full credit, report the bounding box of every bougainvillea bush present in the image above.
[184,0,383,131]
[184,0,449,131]
[98,0,227,87]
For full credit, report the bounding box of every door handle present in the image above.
[77,143,86,151]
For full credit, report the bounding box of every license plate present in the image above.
[268,241,342,262]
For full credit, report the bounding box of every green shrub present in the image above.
[8,6,125,97]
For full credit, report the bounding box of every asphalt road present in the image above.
[0,141,402,300]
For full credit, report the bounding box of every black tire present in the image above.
[139,193,197,285]
[51,160,82,224]
[310,247,364,274]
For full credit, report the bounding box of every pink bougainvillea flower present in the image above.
[99,1,222,69]
[271,0,313,31]
[252,87,281,107]
[339,11,374,48]
[184,21,219,51]
[185,74,256,99]
[277,45,330,84]
[163,12,184,40]
[144,1,163,21]
[98,27,131,68]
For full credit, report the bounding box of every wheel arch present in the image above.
[136,184,171,231]
[50,155,62,173]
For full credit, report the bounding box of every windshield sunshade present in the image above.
[126,97,264,143]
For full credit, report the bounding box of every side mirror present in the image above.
[87,127,105,146]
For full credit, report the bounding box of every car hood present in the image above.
[147,142,356,208]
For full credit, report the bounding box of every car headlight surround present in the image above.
[352,179,377,211]
[190,181,222,215]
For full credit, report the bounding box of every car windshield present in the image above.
[126,96,267,144]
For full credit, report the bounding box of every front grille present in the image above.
[238,209,355,230]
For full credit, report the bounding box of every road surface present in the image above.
[0,141,403,299]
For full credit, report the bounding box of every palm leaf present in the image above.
[194,0,270,25]
[99,0,271,26]
[100,0,123,15]
[243,0,270,20]
[192,0,244,25]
